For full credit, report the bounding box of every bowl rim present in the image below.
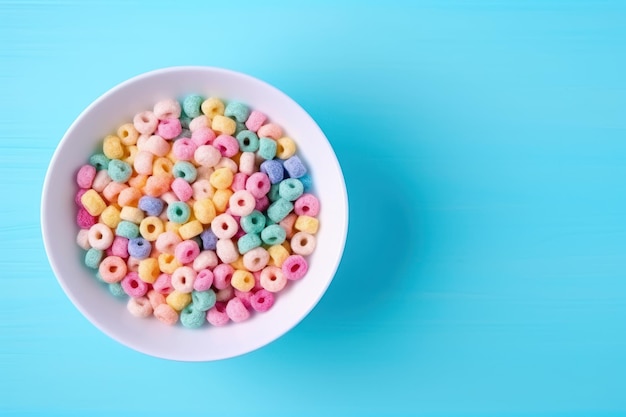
[40,66,349,361]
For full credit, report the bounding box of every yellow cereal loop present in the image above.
[166,290,192,312]
[139,216,164,241]
[153,157,174,177]
[120,206,145,224]
[211,115,236,135]
[178,220,203,240]
[281,240,291,253]
[117,123,139,146]
[100,205,121,229]
[138,258,159,283]
[209,167,234,190]
[158,253,181,274]
[124,145,139,165]
[193,198,216,224]
[103,135,125,159]
[165,221,182,236]
[230,256,246,270]
[81,189,106,216]
[231,270,255,292]
[276,137,296,159]
[166,148,178,163]
[267,244,290,267]
[294,215,319,234]
[201,97,225,119]
[212,189,233,213]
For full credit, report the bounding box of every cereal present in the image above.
[257,123,282,140]
[258,137,277,160]
[290,231,316,256]
[75,94,321,329]
[260,160,284,184]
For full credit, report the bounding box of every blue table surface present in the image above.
[1,0,625,415]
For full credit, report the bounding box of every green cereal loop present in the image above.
[268,184,281,202]
[180,304,205,329]
[167,201,191,224]
[108,282,126,297]
[179,115,192,129]
[240,210,266,234]
[236,130,260,152]
[278,178,304,202]
[237,233,262,254]
[224,102,250,123]
[116,220,140,239]
[267,198,294,223]
[235,121,247,136]
[261,224,287,246]
[85,248,103,269]
[182,95,203,118]
[173,161,197,183]
[258,137,277,160]
[108,159,132,183]
[89,153,110,171]
[191,290,216,312]
[95,271,105,282]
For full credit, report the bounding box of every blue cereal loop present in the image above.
[200,229,218,251]
[299,173,313,192]
[260,160,284,184]
[283,156,307,179]
[128,237,152,259]
[138,196,164,217]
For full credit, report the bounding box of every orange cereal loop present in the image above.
[144,175,172,197]
[154,303,179,325]
[118,123,139,146]
[153,157,173,177]
[230,256,246,270]
[128,174,148,189]
[165,221,182,236]
[212,189,233,213]
[118,187,142,207]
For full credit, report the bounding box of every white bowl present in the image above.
[41,66,348,361]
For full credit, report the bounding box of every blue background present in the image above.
[1,0,625,415]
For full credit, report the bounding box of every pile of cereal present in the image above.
[74,96,320,328]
